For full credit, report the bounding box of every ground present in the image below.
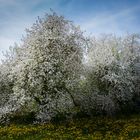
[0,115,140,140]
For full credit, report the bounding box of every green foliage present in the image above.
[9,112,36,124]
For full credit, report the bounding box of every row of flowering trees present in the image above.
[0,12,139,123]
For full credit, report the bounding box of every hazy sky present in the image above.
[0,0,140,60]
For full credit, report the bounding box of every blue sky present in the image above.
[0,0,140,60]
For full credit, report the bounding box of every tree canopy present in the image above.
[0,12,139,124]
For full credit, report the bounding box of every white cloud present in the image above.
[79,6,140,36]
[0,16,34,59]
[0,37,14,50]
[0,37,15,61]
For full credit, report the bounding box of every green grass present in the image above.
[0,115,140,140]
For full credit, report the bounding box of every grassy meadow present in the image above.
[0,115,140,140]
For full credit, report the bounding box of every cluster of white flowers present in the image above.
[0,12,85,123]
[81,34,140,114]
[0,13,139,123]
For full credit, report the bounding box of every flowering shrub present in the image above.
[80,34,140,115]
[0,12,86,123]
[0,12,139,124]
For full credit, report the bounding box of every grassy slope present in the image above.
[0,115,140,140]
